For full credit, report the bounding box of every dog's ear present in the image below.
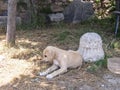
[48,47,55,59]
[43,48,48,55]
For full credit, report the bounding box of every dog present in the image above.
[40,46,83,79]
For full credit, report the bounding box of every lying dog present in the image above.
[40,46,83,79]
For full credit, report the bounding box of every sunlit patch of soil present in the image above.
[0,59,34,87]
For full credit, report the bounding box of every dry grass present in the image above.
[0,21,120,89]
[0,59,34,87]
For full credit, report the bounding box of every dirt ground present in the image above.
[0,25,120,90]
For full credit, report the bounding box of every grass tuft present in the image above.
[56,31,71,41]
[87,57,107,73]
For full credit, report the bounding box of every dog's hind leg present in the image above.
[40,64,58,76]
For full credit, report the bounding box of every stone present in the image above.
[0,0,8,11]
[107,57,120,74]
[0,16,21,26]
[78,32,104,62]
[63,0,94,24]
[50,4,64,13]
[48,13,64,22]
[0,10,7,16]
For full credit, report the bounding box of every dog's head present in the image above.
[42,46,55,62]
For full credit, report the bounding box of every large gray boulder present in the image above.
[63,0,94,24]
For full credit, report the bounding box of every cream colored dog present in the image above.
[40,46,83,79]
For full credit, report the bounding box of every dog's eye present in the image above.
[44,55,47,57]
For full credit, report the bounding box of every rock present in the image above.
[0,0,8,11]
[0,16,21,26]
[107,57,120,74]
[50,4,64,13]
[78,32,104,62]
[48,13,64,22]
[0,10,7,16]
[63,0,94,24]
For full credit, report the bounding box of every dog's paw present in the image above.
[46,74,53,79]
[39,72,47,76]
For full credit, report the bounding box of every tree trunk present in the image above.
[6,0,17,47]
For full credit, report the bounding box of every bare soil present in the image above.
[0,25,120,90]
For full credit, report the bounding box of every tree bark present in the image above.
[6,0,17,47]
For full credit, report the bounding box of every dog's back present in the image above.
[67,50,83,68]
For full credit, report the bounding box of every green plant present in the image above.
[87,57,107,73]
[17,1,28,12]
[113,41,120,49]
[33,13,46,27]
[38,4,52,14]
[56,31,71,41]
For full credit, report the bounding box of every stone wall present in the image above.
[0,0,8,16]
[0,0,70,24]
[0,0,70,15]
[0,0,94,25]
[0,0,21,26]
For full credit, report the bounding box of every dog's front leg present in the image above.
[46,68,67,79]
[40,64,58,76]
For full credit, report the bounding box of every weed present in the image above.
[87,57,107,73]
[56,31,71,41]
